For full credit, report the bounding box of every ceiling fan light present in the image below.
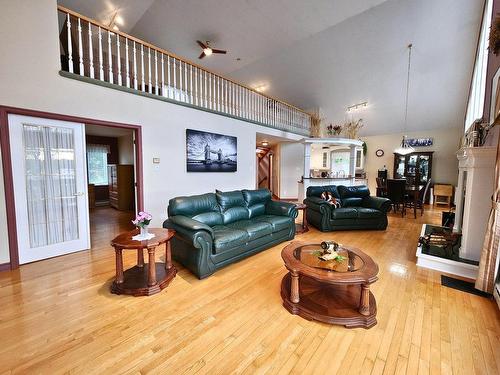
[203,48,213,56]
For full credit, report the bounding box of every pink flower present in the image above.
[132,211,152,227]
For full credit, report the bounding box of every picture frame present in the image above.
[186,129,237,172]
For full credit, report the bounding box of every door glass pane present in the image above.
[407,155,417,176]
[418,155,429,183]
[23,125,79,248]
[396,156,405,178]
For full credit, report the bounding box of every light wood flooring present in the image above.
[0,206,498,374]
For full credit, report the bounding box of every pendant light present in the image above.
[394,43,415,155]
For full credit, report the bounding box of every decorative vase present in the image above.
[140,226,149,238]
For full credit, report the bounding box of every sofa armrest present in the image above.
[362,196,392,213]
[163,215,214,239]
[265,200,298,218]
[303,197,331,213]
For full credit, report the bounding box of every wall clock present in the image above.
[375,149,384,157]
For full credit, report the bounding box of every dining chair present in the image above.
[405,179,432,216]
[386,179,407,217]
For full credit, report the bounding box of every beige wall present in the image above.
[362,127,463,193]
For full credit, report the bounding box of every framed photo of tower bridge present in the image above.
[186,129,237,172]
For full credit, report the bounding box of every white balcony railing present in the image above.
[57,6,312,136]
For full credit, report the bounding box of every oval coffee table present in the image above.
[111,228,177,296]
[280,241,379,328]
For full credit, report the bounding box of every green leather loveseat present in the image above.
[163,189,297,279]
[304,185,391,232]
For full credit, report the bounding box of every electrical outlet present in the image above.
[153,158,160,164]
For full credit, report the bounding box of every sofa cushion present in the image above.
[253,215,293,232]
[242,189,271,206]
[216,190,246,209]
[191,212,223,226]
[221,207,250,224]
[212,225,249,253]
[331,207,358,220]
[247,203,266,218]
[356,207,383,218]
[342,197,363,207]
[243,189,271,218]
[216,190,250,224]
[226,220,273,240]
[338,185,371,199]
[168,193,220,217]
[306,185,340,199]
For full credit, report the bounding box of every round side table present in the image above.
[295,203,309,234]
[110,228,177,296]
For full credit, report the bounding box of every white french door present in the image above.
[9,115,90,264]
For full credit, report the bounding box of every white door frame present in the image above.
[9,114,90,264]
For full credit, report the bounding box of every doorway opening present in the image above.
[0,106,143,269]
[85,124,137,244]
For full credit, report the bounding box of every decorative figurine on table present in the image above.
[313,241,346,262]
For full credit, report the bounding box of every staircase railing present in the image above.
[57,5,312,136]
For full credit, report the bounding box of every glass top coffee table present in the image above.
[281,242,379,328]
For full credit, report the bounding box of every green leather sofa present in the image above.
[304,185,391,232]
[163,188,297,279]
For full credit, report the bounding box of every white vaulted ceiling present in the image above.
[58,0,484,135]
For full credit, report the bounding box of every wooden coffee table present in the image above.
[280,241,379,328]
[110,228,177,296]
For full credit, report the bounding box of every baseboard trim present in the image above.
[0,262,11,272]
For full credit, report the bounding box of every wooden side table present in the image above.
[295,203,308,234]
[110,228,177,296]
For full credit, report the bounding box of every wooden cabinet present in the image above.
[108,164,135,211]
[393,151,433,186]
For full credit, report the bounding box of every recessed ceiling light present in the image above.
[261,141,269,146]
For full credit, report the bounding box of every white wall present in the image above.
[279,142,304,199]
[118,134,135,165]
[0,0,302,264]
[362,127,462,193]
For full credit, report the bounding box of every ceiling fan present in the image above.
[197,40,227,59]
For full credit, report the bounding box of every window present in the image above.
[87,144,110,185]
[322,152,327,168]
[465,0,493,131]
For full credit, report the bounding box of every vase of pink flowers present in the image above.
[132,211,152,238]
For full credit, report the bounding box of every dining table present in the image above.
[378,183,424,219]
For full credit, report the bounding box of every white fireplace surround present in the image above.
[454,147,496,262]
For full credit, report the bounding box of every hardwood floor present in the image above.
[0,206,498,374]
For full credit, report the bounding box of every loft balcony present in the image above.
[57,5,312,136]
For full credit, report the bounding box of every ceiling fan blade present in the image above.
[198,51,206,59]
[212,49,227,54]
[197,40,207,49]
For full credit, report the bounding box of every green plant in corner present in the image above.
[362,141,367,156]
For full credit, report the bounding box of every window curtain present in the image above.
[23,125,79,248]
[476,141,500,293]
[86,143,110,185]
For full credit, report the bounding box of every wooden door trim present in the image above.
[0,105,144,270]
